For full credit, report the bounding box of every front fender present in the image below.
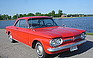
[31,38,52,53]
[32,38,51,47]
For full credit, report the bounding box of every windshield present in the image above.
[28,19,58,28]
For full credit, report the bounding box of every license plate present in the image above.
[70,46,78,52]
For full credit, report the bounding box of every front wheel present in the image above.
[35,42,48,58]
[8,34,17,43]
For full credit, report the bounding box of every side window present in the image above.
[20,19,28,28]
[15,19,28,28]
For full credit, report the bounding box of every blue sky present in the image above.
[0,0,93,16]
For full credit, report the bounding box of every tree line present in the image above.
[0,10,93,20]
[0,10,62,20]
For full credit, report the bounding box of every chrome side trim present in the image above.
[47,40,87,52]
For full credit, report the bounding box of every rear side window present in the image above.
[15,19,28,28]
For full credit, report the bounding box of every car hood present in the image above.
[34,26,85,38]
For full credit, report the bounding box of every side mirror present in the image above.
[29,27,36,31]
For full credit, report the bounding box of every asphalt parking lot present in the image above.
[0,29,93,58]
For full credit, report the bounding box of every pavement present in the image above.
[0,29,93,58]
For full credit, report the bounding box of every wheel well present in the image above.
[8,31,10,35]
[32,40,39,49]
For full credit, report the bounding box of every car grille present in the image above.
[63,35,82,43]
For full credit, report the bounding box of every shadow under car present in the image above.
[48,41,93,58]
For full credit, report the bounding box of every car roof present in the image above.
[16,16,52,21]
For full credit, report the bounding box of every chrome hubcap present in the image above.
[36,43,43,56]
[9,35,13,41]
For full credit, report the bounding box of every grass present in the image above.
[86,33,93,36]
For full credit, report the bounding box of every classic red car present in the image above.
[6,16,87,58]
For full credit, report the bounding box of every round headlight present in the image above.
[50,38,63,47]
[81,32,86,39]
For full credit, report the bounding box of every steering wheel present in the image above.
[46,23,53,26]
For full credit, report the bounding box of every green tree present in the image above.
[43,14,50,16]
[51,10,55,17]
[58,10,63,17]
[19,14,23,18]
[55,14,59,17]
[8,16,11,19]
[1,14,9,20]
[48,12,52,16]
[23,14,27,17]
[13,14,17,19]
[35,12,41,16]
[0,14,3,20]
[27,13,34,16]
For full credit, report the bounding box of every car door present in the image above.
[13,19,30,45]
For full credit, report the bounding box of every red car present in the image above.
[6,16,87,58]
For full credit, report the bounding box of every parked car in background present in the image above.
[6,16,87,58]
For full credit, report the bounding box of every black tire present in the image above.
[8,34,17,43]
[35,41,48,58]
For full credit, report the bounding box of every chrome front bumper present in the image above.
[47,40,87,52]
